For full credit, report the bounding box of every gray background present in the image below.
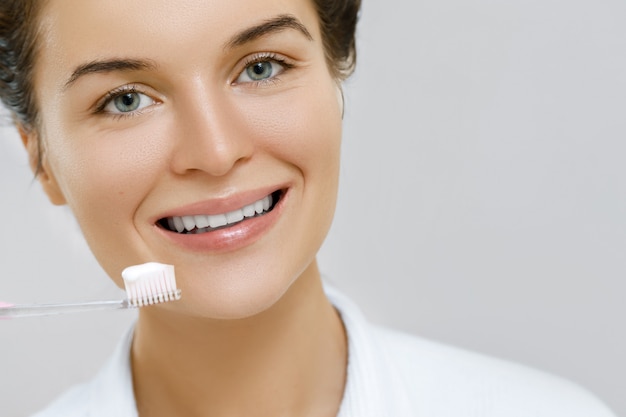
[1,0,624,415]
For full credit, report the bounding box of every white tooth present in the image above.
[173,216,185,233]
[167,218,176,231]
[262,196,270,211]
[243,203,256,218]
[268,194,273,208]
[194,215,210,229]
[208,213,227,228]
[254,200,264,214]
[226,209,244,224]
[182,215,196,231]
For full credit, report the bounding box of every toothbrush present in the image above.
[0,262,181,319]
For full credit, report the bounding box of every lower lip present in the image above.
[155,190,287,253]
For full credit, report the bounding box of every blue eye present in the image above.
[113,92,140,112]
[247,62,274,80]
[236,59,286,83]
[103,90,155,114]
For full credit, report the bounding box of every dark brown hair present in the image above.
[0,0,44,130]
[0,0,361,131]
[312,0,361,80]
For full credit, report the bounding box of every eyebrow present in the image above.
[62,15,311,90]
[63,58,157,90]
[224,14,313,50]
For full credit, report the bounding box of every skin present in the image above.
[21,0,347,415]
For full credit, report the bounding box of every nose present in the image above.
[169,84,253,177]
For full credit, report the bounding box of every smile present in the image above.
[158,191,282,234]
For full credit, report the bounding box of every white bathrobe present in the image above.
[33,285,617,417]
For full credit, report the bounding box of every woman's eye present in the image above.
[236,60,285,83]
[103,91,155,114]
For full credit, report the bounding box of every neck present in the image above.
[131,261,347,417]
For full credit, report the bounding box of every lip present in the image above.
[152,185,289,253]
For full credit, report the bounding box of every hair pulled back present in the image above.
[0,0,361,131]
[0,0,42,130]
[312,0,361,80]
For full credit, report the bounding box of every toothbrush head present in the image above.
[122,262,181,307]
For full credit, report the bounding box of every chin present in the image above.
[161,268,299,320]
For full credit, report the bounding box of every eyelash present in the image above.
[235,52,295,86]
[93,53,296,120]
[93,84,148,120]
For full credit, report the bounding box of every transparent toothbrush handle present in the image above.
[0,299,133,318]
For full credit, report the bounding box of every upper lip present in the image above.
[151,184,287,223]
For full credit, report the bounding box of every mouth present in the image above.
[157,190,283,235]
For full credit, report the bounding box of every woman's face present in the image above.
[29,0,343,318]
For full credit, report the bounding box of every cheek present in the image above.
[243,84,343,179]
[249,82,343,240]
[52,131,159,202]
[44,120,169,256]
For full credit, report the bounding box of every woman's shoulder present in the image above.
[371,326,617,417]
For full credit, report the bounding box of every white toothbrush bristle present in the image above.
[121,263,180,307]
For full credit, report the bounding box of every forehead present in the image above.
[35,0,320,86]
[39,0,319,44]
